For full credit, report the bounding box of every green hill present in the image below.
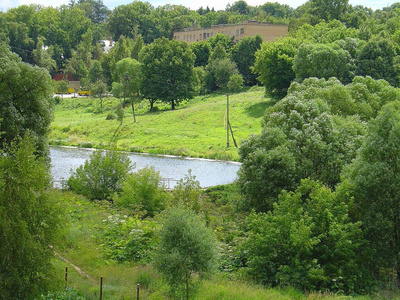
[50,87,272,161]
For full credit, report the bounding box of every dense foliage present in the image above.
[5,0,400,296]
[246,179,365,293]
[0,44,53,156]
[0,138,61,299]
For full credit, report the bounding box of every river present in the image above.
[50,146,241,188]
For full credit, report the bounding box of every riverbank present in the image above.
[50,87,272,161]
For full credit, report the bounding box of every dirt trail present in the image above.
[53,250,96,284]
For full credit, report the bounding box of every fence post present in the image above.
[65,267,68,284]
[100,277,103,300]
[136,283,140,300]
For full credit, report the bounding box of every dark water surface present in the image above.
[50,146,241,188]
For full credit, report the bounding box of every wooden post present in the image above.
[136,283,140,300]
[226,93,229,148]
[65,267,68,284]
[100,277,103,300]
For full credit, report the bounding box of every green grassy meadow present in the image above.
[49,189,377,300]
[50,87,273,161]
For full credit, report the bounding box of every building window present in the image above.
[199,34,202,40]
[206,32,209,38]
[211,32,214,37]
[240,28,244,35]
[236,29,239,36]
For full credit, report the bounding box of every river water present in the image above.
[50,146,241,188]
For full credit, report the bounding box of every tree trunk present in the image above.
[171,99,175,110]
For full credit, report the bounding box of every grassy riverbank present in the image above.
[50,87,272,161]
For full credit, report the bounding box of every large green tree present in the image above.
[293,43,355,84]
[0,44,53,156]
[231,35,262,85]
[238,82,365,212]
[339,101,400,280]
[356,36,400,87]
[0,137,61,299]
[253,37,299,98]
[140,38,196,110]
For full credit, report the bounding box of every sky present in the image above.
[0,0,397,13]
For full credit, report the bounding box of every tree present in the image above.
[356,36,400,87]
[32,36,56,73]
[91,79,108,108]
[113,58,141,96]
[190,41,211,67]
[293,43,355,84]
[0,44,53,156]
[115,166,167,217]
[231,35,262,85]
[54,79,70,100]
[253,37,299,98]
[155,206,217,299]
[309,0,349,21]
[227,73,244,92]
[245,179,364,293]
[75,0,110,24]
[67,150,132,201]
[172,170,202,212]
[229,0,249,15]
[206,59,239,90]
[88,60,103,85]
[0,137,61,299]
[140,38,196,110]
[237,88,365,212]
[339,101,400,280]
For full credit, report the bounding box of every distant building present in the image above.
[173,20,288,44]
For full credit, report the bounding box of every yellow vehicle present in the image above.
[78,90,91,96]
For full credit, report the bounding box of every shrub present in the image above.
[172,170,201,212]
[155,206,217,299]
[115,166,167,217]
[101,214,157,263]
[67,150,132,201]
[245,179,365,293]
[106,112,117,120]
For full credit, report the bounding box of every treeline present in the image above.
[2,0,400,110]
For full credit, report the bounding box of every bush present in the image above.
[67,150,132,201]
[245,179,365,293]
[106,112,117,120]
[172,170,201,212]
[115,166,167,217]
[101,214,157,263]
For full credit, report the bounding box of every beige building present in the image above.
[173,20,288,44]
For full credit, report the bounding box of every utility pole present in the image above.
[226,93,237,148]
[123,72,129,110]
[226,93,230,148]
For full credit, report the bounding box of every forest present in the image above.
[2,0,400,299]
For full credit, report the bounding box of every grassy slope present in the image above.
[50,189,374,300]
[50,87,273,161]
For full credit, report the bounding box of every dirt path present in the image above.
[53,250,96,284]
